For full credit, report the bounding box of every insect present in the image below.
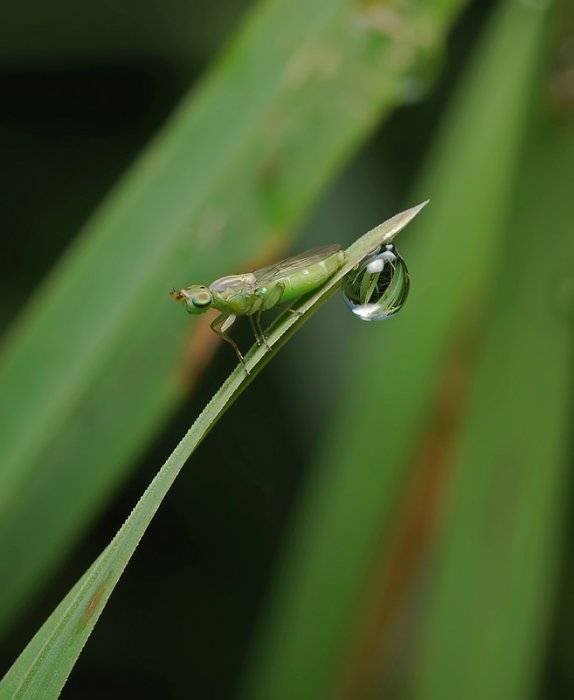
[170,245,346,370]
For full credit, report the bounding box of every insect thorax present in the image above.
[209,273,257,315]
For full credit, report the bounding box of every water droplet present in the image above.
[343,243,409,321]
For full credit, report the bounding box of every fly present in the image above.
[170,245,346,371]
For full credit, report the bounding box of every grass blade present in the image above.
[241,2,553,698]
[0,0,467,636]
[0,205,427,700]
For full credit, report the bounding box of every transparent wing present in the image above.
[252,244,342,284]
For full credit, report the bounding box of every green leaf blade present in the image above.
[0,0,468,636]
[0,205,427,700]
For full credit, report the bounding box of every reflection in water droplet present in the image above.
[343,244,409,321]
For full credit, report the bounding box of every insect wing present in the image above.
[252,245,342,285]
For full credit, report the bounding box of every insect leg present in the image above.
[249,315,263,346]
[256,281,287,350]
[277,303,304,317]
[255,311,271,351]
[272,280,304,317]
[210,313,249,374]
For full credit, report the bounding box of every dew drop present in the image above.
[343,243,409,321]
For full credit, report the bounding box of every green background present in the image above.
[1,0,573,697]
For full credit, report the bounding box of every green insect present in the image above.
[170,245,345,370]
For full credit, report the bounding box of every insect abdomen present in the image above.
[279,250,345,303]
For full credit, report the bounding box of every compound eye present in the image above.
[192,291,211,308]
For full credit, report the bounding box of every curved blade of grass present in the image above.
[0,0,467,636]
[0,204,427,700]
[412,120,574,700]
[241,2,553,698]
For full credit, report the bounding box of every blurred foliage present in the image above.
[412,115,574,700]
[241,2,555,698]
[0,0,466,644]
[1,0,573,698]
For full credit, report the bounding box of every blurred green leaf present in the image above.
[241,2,553,698]
[0,205,426,700]
[0,0,467,635]
[0,0,242,65]
[412,120,574,700]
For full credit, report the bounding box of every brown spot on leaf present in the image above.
[78,583,107,631]
[284,47,341,88]
[354,5,405,37]
[259,153,283,187]
[335,324,479,700]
